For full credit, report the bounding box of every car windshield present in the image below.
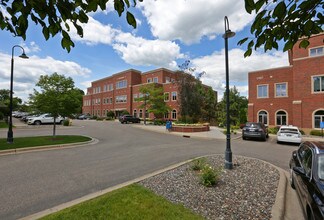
[280,128,299,134]
[318,154,324,180]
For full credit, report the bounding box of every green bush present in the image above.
[107,111,115,118]
[0,112,4,120]
[121,110,129,115]
[105,117,115,121]
[153,119,165,125]
[310,130,323,136]
[191,158,207,171]
[63,120,70,126]
[200,165,221,187]
[300,129,305,135]
[91,115,98,120]
[96,117,104,121]
[268,127,278,134]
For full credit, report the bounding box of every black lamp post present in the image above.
[7,45,29,144]
[222,16,235,169]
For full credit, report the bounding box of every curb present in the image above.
[20,154,286,220]
[0,137,98,156]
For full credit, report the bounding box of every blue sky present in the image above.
[0,0,289,102]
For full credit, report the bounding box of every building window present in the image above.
[164,92,169,101]
[172,110,177,119]
[133,109,137,118]
[258,110,268,125]
[164,112,169,119]
[116,80,127,89]
[116,95,127,103]
[310,47,324,57]
[153,77,158,83]
[133,94,138,102]
[313,75,324,92]
[147,78,152,83]
[314,110,324,128]
[139,109,143,118]
[171,92,177,101]
[165,77,171,83]
[257,85,268,98]
[145,110,149,118]
[276,111,287,126]
[275,83,287,97]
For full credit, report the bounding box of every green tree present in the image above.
[199,86,217,123]
[0,89,22,119]
[240,0,324,57]
[29,73,82,137]
[0,0,142,52]
[136,83,171,124]
[217,86,248,127]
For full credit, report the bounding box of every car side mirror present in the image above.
[293,166,306,176]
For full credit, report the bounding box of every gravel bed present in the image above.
[139,155,280,220]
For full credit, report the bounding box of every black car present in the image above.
[289,141,324,220]
[119,115,140,124]
[242,122,269,141]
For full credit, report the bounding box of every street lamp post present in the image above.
[222,16,235,169]
[7,45,29,144]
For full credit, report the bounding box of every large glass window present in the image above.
[310,47,324,57]
[153,77,158,83]
[258,111,268,125]
[276,111,287,126]
[116,80,127,89]
[164,92,170,101]
[172,110,177,119]
[257,85,268,98]
[139,109,143,118]
[313,76,324,92]
[314,110,324,128]
[133,109,137,118]
[115,95,127,103]
[275,83,287,97]
[171,92,177,101]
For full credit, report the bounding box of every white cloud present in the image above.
[113,32,184,68]
[139,0,254,44]
[0,53,91,101]
[192,49,289,99]
[21,41,41,53]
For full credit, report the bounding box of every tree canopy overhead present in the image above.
[240,0,324,57]
[0,0,141,52]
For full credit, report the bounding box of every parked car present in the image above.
[242,122,268,141]
[78,114,91,120]
[119,115,140,124]
[277,125,302,144]
[289,141,324,220]
[27,114,65,125]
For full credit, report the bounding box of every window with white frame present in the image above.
[164,92,169,101]
[276,111,287,126]
[172,110,177,119]
[165,77,170,83]
[139,109,143,118]
[275,83,287,97]
[116,80,127,89]
[314,110,324,128]
[164,112,169,119]
[109,97,113,104]
[147,78,152,83]
[108,84,113,91]
[133,94,138,102]
[133,109,137,118]
[258,111,268,125]
[257,85,268,98]
[171,91,177,101]
[313,75,324,92]
[153,77,158,83]
[116,95,127,103]
[310,47,324,57]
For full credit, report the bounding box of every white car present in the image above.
[27,113,65,125]
[277,125,302,144]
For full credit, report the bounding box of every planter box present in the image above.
[171,125,210,132]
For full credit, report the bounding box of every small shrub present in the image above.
[310,130,323,136]
[191,158,207,171]
[92,115,98,120]
[63,120,70,126]
[300,129,305,135]
[200,165,221,187]
[106,111,115,118]
[268,127,279,134]
[0,112,4,120]
[218,122,224,128]
[96,117,104,121]
[153,119,164,125]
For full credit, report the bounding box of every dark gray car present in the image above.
[242,122,269,141]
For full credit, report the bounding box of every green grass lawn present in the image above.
[0,135,91,151]
[0,121,8,128]
[41,184,203,220]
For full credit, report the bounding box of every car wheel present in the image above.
[262,135,267,141]
[242,136,246,140]
[290,168,296,189]
[34,121,41,125]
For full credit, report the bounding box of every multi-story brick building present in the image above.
[248,33,324,133]
[82,68,216,120]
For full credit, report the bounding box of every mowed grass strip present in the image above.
[0,135,91,150]
[41,184,203,220]
[0,121,8,128]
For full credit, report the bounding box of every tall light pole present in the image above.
[7,45,29,144]
[222,16,235,169]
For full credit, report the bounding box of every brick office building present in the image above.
[248,33,324,133]
[82,68,215,120]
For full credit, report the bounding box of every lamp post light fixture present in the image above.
[222,16,235,169]
[7,45,29,144]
